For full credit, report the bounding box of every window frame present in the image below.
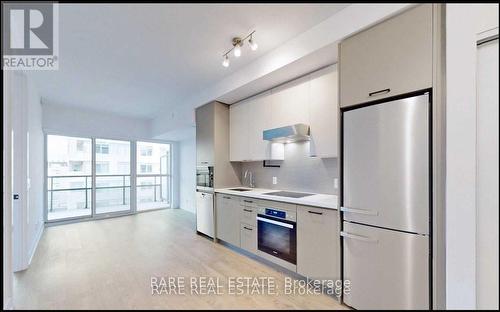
[44,133,173,225]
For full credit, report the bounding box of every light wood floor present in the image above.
[14,209,346,310]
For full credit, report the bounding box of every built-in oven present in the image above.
[196,165,214,190]
[257,207,297,265]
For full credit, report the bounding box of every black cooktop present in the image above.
[263,191,314,198]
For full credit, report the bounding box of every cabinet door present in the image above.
[248,91,272,161]
[240,223,257,254]
[297,206,339,280]
[195,104,214,165]
[229,101,249,161]
[240,204,257,227]
[339,5,432,107]
[215,194,240,246]
[309,65,338,158]
[271,75,310,128]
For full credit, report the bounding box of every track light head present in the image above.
[222,54,229,67]
[249,36,258,51]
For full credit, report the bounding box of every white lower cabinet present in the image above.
[215,194,240,247]
[297,205,340,280]
[240,223,257,253]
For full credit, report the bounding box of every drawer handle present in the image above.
[243,200,253,203]
[243,226,253,231]
[243,209,253,212]
[223,196,231,199]
[368,88,390,97]
[308,211,323,215]
[340,231,378,243]
[340,206,378,216]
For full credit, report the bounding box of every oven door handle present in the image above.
[257,216,294,229]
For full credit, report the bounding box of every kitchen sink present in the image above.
[263,191,314,198]
[228,188,252,192]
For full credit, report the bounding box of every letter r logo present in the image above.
[2,3,54,55]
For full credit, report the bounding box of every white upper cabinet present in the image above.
[229,64,339,161]
[230,94,284,162]
[339,5,433,107]
[271,75,310,128]
[229,101,249,161]
[248,91,273,161]
[309,65,338,158]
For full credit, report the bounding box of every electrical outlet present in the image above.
[334,178,338,189]
[272,177,278,185]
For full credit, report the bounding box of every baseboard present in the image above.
[27,223,44,266]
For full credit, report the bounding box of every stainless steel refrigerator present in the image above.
[341,93,431,309]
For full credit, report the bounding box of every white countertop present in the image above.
[215,187,338,210]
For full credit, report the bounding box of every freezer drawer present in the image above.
[342,93,430,234]
[342,222,429,309]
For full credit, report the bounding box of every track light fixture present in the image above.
[221,31,258,68]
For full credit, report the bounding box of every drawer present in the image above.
[240,223,257,254]
[258,199,296,213]
[240,205,257,227]
[239,197,259,208]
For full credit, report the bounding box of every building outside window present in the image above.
[95,143,109,154]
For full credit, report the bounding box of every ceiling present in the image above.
[28,3,348,119]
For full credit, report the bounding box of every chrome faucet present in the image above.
[243,170,255,188]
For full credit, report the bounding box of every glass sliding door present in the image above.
[47,135,92,221]
[95,138,131,215]
[136,142,171,211]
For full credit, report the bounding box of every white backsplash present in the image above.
[240,141,338,195]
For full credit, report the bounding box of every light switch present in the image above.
[272,177,278,185]
[334,178,338,189]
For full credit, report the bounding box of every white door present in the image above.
[476,36,499,310]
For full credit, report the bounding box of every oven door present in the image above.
[257,214,297,264]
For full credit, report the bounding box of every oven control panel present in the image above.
[265,208,286,219]
[258,206,296,221]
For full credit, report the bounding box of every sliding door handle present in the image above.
[340,206,378,216]
[340,231,378,243]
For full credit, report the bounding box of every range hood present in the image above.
[263,123,310,143]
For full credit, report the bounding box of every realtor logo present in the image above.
[2,2,59,70]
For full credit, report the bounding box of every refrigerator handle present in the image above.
[340,231,379,243]
[340,206,379,216]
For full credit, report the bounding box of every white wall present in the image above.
[26,75,45,266]
[445,3,499,309]
[3,71,14,310]
[179,135,196,214]
[42,102,152,141]
[8,72,45,273]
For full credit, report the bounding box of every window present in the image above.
[95,139,131,215]
[47,135,92,221]
[95,162,109,174]
[76,140,86,152]
[95,143,109,154]
[140,164,152,174]
[70,161,83,172]
[46,136,171,222]
[140,146,153,156]
[136,142,171,211]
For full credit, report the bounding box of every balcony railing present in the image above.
[47,174,170,213]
